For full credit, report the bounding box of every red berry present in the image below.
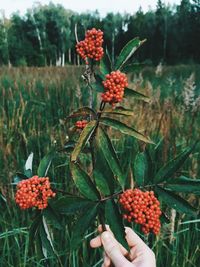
[15,176,56,210]
[119,189,162,235]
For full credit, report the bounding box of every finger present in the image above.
[90,225,112,248]
[101,231,132,267]
[98,224,111,233]
[125,227,147,248]
[102,252,111,267]
[91,229,129,257]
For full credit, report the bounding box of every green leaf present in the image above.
[39,216,56,258]
[43,205,62,230]
[100,117,153,144]
[115,38,146,70]
[155,144,196,183]
[96,127,125,188]
[93,129,118,194]
[67,106,96,119]
[155,186,197,217]
[71,120,96,162]
[29,213,42,246]
[105,199,129,250]
[100,52,112,75]
[121,63,145,73]
[134,152,148,186]
[124,88,150,103]
[102,106,134,117]
[55,196,94,214]
[37,150,55,177]
[70,203,98,250]
[70,162,100,200]
[164,176,200,194]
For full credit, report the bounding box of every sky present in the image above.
[0,0,181,18]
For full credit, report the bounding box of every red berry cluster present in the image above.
[76,28,104,64]
[15,176,56,210]
[75,120,88,129]
[119,189,161,235]
[101,71,128,105]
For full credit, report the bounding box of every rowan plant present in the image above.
[14,28,199,264]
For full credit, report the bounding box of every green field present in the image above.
[0,65,200,267]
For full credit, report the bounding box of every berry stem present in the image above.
[100,191,123,202]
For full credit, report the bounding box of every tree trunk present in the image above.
[62,52,65,67]
[68,48,71,63]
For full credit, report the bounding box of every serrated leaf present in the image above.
[67,106,96,119]
[43,206,62,230]
[155,186,197,217]
[105,199,129,250]
[24,152,34,171]
[70,162,100,200]
[55,196,93,214]
[155,144,196,183]
[102,107,134,117]
[124,88,150,103]
[134,152,148,186]
[37,150,55,177]
[100,52,112,75]
[100,117,153,144]
[71,120,96,162]
[115,38,146,70]
[70,203,98,250]
[93,129,118,194]
[164,176,200,194]
[121,63,145,73]
[96,127,124,188]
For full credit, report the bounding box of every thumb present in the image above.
[101,231,132,267]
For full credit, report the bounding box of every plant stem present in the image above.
[100,191,123,202]
[98,213,107,232]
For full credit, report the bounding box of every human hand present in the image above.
[90,225,156,267]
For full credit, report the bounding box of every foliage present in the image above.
[0,0,200,66]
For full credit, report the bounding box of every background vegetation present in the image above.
[0,0,200,66]
[0,65,200,266]
[0,0,200,266]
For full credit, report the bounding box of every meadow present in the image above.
[0,65,200,267]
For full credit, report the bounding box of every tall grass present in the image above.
[0,65,200,266]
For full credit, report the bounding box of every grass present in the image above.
[0,65,200,266]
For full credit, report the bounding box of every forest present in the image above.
[0,0,200,67]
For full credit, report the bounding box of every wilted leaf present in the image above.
[67,107,96,119]
[24,152,34,172]
[71,120,96,162]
